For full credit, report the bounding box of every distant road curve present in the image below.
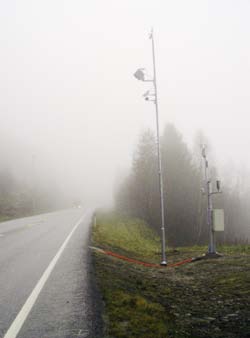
[0,208,102,338]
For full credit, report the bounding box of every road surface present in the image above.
[0,208,102,338]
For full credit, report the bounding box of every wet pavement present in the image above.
[0,209,102,338]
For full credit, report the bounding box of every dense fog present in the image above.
[0,1,249,239]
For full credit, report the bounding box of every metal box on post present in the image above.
[212,209,225,231]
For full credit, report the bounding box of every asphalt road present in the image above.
[0,208,101,338]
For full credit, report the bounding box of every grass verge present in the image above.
[92,211,250,338]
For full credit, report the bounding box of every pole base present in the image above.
[191,252,223,262]
[204,252,223,259]
[160,260,167,266]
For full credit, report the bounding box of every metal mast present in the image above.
[134,29,167,265]
[150,29,167,265]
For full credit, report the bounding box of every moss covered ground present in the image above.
[92,212,250,338]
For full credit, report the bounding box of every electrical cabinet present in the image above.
[212,209,225,231]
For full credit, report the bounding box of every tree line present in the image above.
[0,168,66,221]
[115,124,250,246]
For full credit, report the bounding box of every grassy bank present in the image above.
[0,215,12,223]
[92,212,250,338]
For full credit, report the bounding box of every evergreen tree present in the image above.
[115,129,160,230]
[115,124,250,246]
[161,124,199,246]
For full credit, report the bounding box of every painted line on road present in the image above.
[3,213,86,338]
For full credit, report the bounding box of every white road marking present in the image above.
[3,213,86,338]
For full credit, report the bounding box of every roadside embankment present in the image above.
[92,211,250,338]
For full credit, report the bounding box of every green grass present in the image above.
[92,212,161,262]
[92,211,250,338]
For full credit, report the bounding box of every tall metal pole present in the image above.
[151,30,167,265]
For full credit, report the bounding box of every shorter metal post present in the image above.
[207,180,216,254]
[202,145,221,256]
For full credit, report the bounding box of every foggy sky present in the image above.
[1,0,250,206]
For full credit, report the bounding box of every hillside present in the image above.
[92,212,250,338]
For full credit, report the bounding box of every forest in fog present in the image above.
[1,121,249,247]
[0,168,66,220]
[115,124,250,246]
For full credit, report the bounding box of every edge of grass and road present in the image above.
[91,210,250,338]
